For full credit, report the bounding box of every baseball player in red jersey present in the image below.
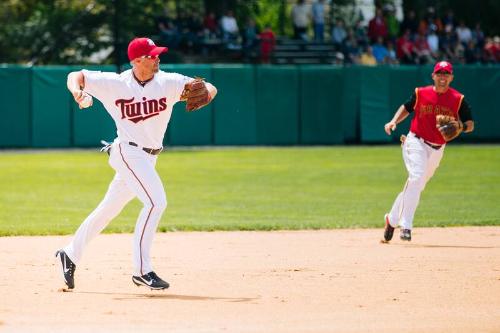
[382,61,474,242]
[55,37,217,290]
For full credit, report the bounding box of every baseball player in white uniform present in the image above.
[56,37,217,290]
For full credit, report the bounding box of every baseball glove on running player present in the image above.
[180,78,211,112]
[436,115,463,141]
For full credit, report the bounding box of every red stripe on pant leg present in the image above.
[118,143,154,276]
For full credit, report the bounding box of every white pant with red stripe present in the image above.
[64,140,167,276]
[387,132,445,230]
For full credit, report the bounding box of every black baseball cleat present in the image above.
[383,214,395,242]
[132,271,170,290]
[55,250,76,289]
[400,229,412,241]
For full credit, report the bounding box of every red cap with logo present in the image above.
[127,37,168,61]
[433,61,453,74]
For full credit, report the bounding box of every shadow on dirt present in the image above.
[72,291,259,302]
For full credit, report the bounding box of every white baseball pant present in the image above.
[64,140,167,276]
[387,132,444,230]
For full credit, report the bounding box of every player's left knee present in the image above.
[408,176,426,192]
[154,196,167,212]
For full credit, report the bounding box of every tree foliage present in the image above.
[0,0,169,65]
[0,0,109,64]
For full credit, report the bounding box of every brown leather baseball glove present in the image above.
[436,115,463,141]
[180,78,211,112]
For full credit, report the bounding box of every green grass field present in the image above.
[0,145,499,236]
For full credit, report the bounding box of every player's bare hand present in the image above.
[72,90,93,109]
[384,121,397,135]
[72,90,84,102]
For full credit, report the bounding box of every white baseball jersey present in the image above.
[82,69,191,148]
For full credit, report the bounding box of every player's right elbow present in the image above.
[67,71,84,89]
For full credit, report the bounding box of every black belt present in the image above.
[413,134,442,150]
[128,142,163,155]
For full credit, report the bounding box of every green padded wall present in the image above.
[0,65,498,148]
[360,66,391,143]
[0,67,31,147]
[71,66,117,147]
[161,64,213,145]
[389,66,419,141]
[212,65,257,145]
[300,66,344,144]
[32,66,72,147]
[342,67,361,143]
[256,66,299,144]
[472,67,500,141]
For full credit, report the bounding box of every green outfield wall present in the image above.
[0,64,499,148]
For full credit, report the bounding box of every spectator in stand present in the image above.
[360,46,377,66]
[354,19,369,48]
[184,12,204,52]
[312,0,325,41]
[456,20,472,46]
[372,36,389,64]
[220,10,239,46]
[493,36,500,62]
[331,19,347,49]
[400,10,419,38]
[259,25,276,64]
[472,23,485,49]
[464,40,481,64]
[441,9,456,32]
[368,8,388,43]
[414,31,434,64]
[484,36,500,63]
[342,29,361,64]
[176,11,189,37]
[396,29,416,64]
[176,11,194,51]
[453,39,466,63]
[156,9,180,48]
[440,25,457,61]
[333,52,345,65]
[203,11,219,38]
[418,6,443,35]
[242,18,259,49]
[384,4,399,42]
[242,18,260,61]
[386,41,399,64]
[427,24,440,58]
[292,0,310,41]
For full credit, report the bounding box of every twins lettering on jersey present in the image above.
[115,97,167,123]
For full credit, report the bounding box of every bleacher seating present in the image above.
[271,38,340,65]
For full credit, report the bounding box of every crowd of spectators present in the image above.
[155,2,500,65]
[301,2,500,66]
[156,8,276,63]
[347,5,500,66]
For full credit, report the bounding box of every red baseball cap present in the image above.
[433,61,453,74]
[127,37,168,61]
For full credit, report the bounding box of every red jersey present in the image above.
[410,86,464,145]
[259,30,276,55]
